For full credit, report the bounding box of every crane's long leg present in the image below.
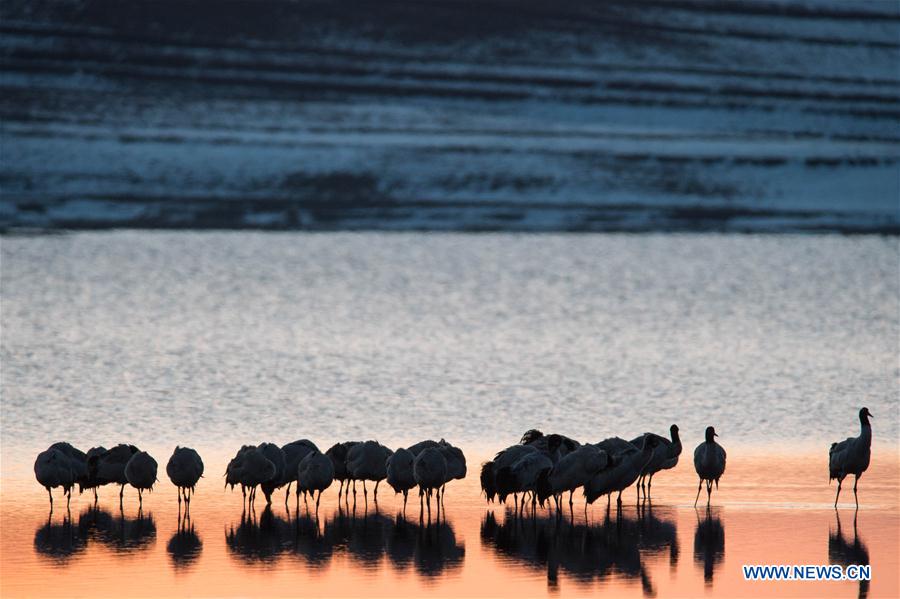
[374,480,380,503]
[853,475,859,509]
[694,480,703,507]
[706,481,712,506]
[48,488,53,510]
[648,474,654,499]
[834,478,843,509]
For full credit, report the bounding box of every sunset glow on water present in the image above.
[2,449,898,598]
[2,232,897,597]
[2,0,899,594]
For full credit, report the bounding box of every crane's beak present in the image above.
[714,432,718,437]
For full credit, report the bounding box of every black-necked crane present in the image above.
[92,444,140,507]
[80,446,107,501]
[693,427,726,507]
[437,440,466,500]
[34,447,77,510]
[325,441,357,502]
[829,407,873,509]
[584,435,659,510]
[631,424,682,500]
[47,442,88,487]
[297,450,334,513]
[166,446,204,506]
[281,439,319,506]
[407,439,466,500]
[496,450,553,518]
[257,443,286,505]
[386,448,417,511]
[413,447,447,519]
[125,450,158,509]
[347,440,393,504]
[539,444,608,515]
[480,444,539,508]
[225,445,275,508]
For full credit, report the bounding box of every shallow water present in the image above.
[1,451,898,598]
[1,232,898,596]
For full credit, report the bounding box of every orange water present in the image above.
[2,449,897,598]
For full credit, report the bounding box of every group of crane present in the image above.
[32,443,201,510]
[33,407,873,513]
[480,424,700,517]
[33,437,467,518]
[222,438,465,517]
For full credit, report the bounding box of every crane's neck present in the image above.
[859,419,872,446]
[670,428,681,448]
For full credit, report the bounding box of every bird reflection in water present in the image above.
[829,510,869,599]
[167,511,202,570]
[693,507,724,586]
[33,505,156,565]
[480,502,677,596]
[224,505,464,579]
[225,506,288,564]
[81,505,157,552]
[33,512,87,564]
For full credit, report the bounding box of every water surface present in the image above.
[1,232,898,596]
[1,233,897,453]
[1,451,898,598]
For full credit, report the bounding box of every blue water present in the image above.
[1,1,898,232]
